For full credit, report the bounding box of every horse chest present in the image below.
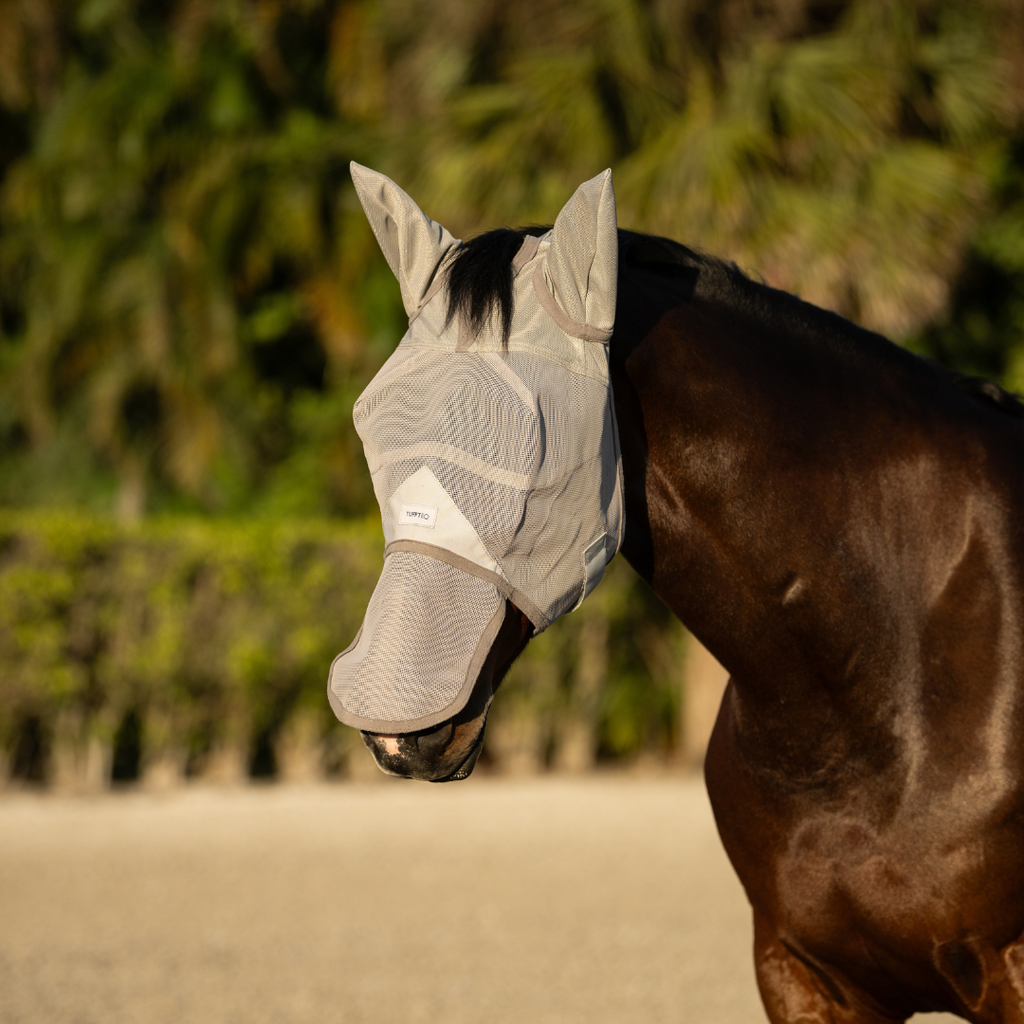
[706,689,1024,1017]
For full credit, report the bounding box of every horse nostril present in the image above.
[361,732,400,756]
[415,722,453,758]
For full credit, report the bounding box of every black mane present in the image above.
[445,226,550,343]
[443,226,1024,420]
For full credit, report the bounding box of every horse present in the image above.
[341,167,1024,1024]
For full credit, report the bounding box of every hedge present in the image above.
[0,512,685,788]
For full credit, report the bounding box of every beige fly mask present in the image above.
[327,163,624,733]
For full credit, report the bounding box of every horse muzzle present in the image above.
[356,599,533,782]
[360,708,489,782]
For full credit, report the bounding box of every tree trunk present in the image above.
[141,709,188,789]
[51,711,112,792]
[680,636,729,769]
[555,611,608,772]
[276,707,324,783]
[487,713,545,775]
[199,712,249,784]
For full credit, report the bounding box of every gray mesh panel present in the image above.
[357,345,620,625]
[329,551,502,726]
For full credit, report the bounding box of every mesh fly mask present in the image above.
[327,164,624,733]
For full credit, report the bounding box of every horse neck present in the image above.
[610,268,1024,774]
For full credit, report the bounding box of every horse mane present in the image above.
[445,226,551,344]
[444,226,1024,421]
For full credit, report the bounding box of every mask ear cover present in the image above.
[545,169,618,334]
[349,162,461,318]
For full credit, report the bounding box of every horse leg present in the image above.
[963,937,1024,1024]
[753,912,906,1024]
[924,935,1024,1023]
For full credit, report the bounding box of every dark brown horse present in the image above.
[360,226,1024,1024]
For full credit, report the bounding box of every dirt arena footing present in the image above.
[0,776,961,1024]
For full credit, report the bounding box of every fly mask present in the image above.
[327,163,624,734]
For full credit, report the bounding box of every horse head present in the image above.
[327,164,624,781]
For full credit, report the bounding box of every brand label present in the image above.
[399,503,438,529]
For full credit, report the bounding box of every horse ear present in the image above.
[349,162,461,317]
[546,169,618,333]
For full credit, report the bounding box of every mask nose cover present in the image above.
[328,163,623,734]
[327,551,505,733]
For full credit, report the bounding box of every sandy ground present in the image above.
[0,775,962,1024]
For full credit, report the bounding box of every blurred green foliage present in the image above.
[0,511,382,772]
[0,511,682,782]
[0,0,1023,517]
[1,1,1024,780]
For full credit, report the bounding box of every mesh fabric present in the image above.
[329,167,622,733]
[327,552,504,732]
